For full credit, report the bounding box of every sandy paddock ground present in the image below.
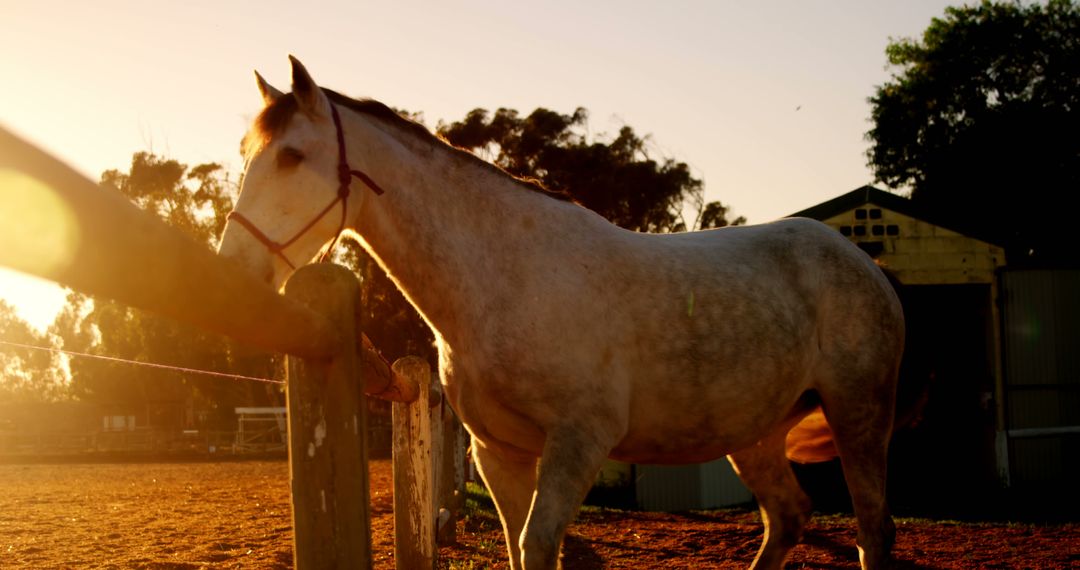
[1,459,1076,569]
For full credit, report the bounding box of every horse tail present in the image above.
[784,263,930,464]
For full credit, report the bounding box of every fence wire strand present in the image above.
[0,339,284,385]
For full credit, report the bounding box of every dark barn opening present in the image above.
[887,284,999,516]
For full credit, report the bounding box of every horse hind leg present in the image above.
[819,374,897,570]
[728,431,813,570]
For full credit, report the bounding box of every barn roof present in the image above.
[789,185,1002,245]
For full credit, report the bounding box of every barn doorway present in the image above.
[888,284,999,515]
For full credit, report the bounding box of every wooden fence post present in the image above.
[284,264,370,570]
[437,406,466,545]
[392,356,437,570]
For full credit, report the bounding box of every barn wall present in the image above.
[819,207,1005,285]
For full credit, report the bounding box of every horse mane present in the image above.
[244,89,575,203]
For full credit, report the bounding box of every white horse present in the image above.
[219,57,904,570]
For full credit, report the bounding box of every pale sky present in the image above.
[0,0,960,331]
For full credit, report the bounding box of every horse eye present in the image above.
[277,147,305,169]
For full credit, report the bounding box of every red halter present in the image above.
[227,104,384,270]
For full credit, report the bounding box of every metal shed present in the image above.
[999,269,1080,488]
[636,459,752,511]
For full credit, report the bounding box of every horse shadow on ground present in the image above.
[798,530,933,570]
[563,526,932,569]
[560,534,606,569]
[565,509,937,570]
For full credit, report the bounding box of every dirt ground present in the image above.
[0,459,1076,569]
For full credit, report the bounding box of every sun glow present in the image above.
[0,169,81,278]
[0,267,67,333]
[0,169,79,332]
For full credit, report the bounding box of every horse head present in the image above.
[219,56,374,290]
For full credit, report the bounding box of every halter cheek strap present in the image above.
[226,103,384,270]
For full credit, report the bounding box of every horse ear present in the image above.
[289,55,331,119]
[254,71,284,106]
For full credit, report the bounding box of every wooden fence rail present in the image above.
[0,125,335,359]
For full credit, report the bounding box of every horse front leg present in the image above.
[472,440,538,570]
[520,426,615,570]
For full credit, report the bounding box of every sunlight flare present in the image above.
[0,168,81,278]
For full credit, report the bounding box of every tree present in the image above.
[53,153,279,427]
[439,107,745,232]
[0,301,63,402]
[866,0,1080,265]
[100,152,234,247]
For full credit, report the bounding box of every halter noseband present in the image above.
[227,104,384,270]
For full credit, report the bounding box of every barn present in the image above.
[632,185,1079,515]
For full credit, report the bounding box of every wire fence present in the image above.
[0,427,277,458]
[0,338,283,384]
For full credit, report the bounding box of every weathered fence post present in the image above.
[284,264,370,570]
[392,356,437,570]
[437,406,466,545]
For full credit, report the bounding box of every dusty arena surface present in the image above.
[1,459,1077,569]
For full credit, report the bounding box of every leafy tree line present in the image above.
[50,153,282,428]
[867,0,1079,265]
[0,301,63,402]
[438,107,743,232]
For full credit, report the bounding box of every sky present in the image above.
[0,0,961,332]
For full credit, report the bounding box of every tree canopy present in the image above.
[52,153,279,427]
[439,107,744,232]
[0,301,62,402]
[100,152,234,247]
[866,0,1080,265]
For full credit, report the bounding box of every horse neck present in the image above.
[342,112,579,346]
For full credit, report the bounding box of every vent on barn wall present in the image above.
[836,207,899,259]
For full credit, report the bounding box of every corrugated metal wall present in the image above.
[1000,269,1080,486]
[635,459,752,511]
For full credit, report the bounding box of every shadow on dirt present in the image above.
[561,534,606,569]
